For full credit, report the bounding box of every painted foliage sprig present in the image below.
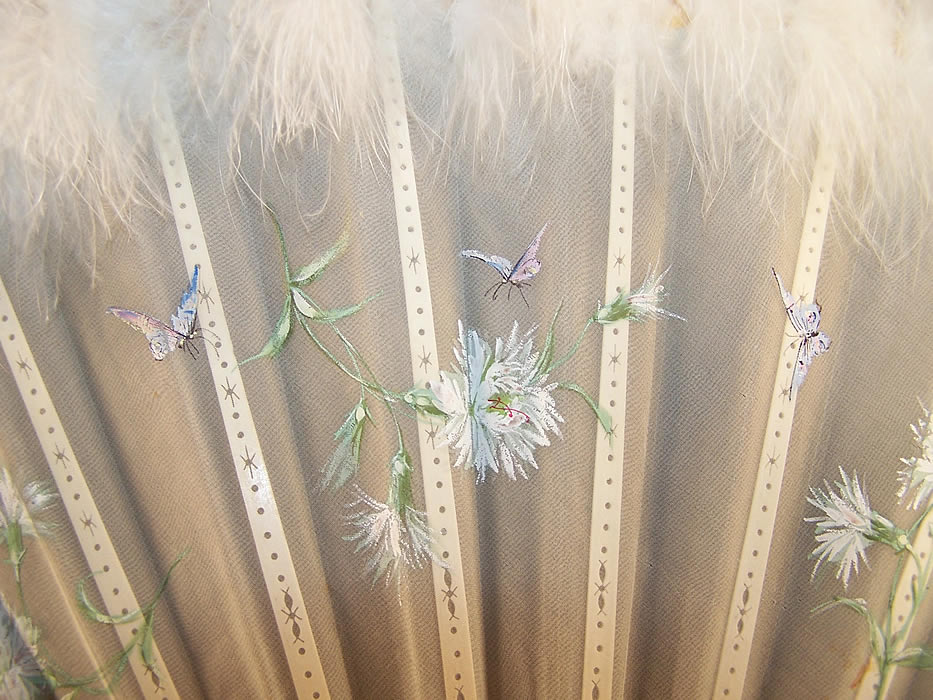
[807,403,933,699]
[0,464,185,698]
[244,205,684,584]
[241,205,439,588]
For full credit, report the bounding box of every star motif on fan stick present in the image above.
[80,512,97,535]
[425,423,438,449]
[15,354,31,379]
[613,251,626,273]
[240,447,260,478]
[221,378,239,407]
[608,346,622,371]
[418,347,432,370]
[766,449,780,472]
[780,384,792,401]
[604,423,618,441]
[407,248,420,273]
[198,286,215,314]
[52,444,70,467]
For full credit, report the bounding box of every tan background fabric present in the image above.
[1,2,932,698]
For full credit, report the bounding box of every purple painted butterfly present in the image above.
[461,223,547,307]
[772,267,831,398]
[107,265,203,360]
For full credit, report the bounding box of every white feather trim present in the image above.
[444,0,641,151]
[0,0,929,263]
[0,0,191,263]
[657,0,933,257]
[188,0,381,151]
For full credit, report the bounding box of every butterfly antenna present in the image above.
[484,280,500,297]
[518,285,530,309]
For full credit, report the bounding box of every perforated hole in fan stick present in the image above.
[152,96,330,700]
[0,275,181,700]
[373,1,478,697]
[713,144,835,698]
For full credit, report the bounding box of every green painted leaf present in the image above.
[240,298,292,366]
[321,401,369,491]
[76,573,143,625]
[290,287,319,318]
[5,519,25,583]
[557,382,613,440]
[813,596,885,662]
[402,387,447,417]
[304,294,381,323]
[893,646,933,669]
[291,224,351,285]
[533,301,563,381]
[140,616,156,668]
[144,549,188,614]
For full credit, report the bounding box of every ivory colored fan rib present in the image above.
[0,274,180,699]
[373,1,480,697]
[151,97,331,699]
[713,144,835,697]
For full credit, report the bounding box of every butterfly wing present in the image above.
[461,250,512,281]
[171,264,199,337]
[106,308,182,361]
[509,223,547,282]
[789,331,831,396]
[771,267,808,335]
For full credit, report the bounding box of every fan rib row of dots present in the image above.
[166,149,323,692]
[6,307,177,697]
[391,97,468,675]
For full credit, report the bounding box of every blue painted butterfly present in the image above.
[107,265,203,360]
[772,267,831,398]
[461,223,547,307]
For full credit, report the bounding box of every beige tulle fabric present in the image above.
[1,1,932,698]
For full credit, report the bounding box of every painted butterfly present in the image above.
[107,265,203,361]
[461,223,547,307]
[772,267,831,398]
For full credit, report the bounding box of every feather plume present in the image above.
[444,0,650,154]
[0,0,186,263]
[187,0,382,155]
[655,0,933,258]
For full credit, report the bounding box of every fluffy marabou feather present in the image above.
[654,0,933,259]
[188,0,382,154]
[0,0,186,262]
[444,0,653,153]
[2,0,931,264]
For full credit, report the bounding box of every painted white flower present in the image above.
[344,450,441,587]
[596,265,684,323]
[897,404,933,510]
[806,467,888,588]
[430,321,563,482]
[0,598,45,700]
[0,469,57,539]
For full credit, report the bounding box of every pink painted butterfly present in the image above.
[461,223,547,307]
[772,267,831,398]
[107,265,203,360]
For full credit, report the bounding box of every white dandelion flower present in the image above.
[430,321,563,482]
[344,450,442,587]
[0,599,45,700]
[595,265,685,323]
[805,467,902,589]
[897,404,933,510]
[0,468,57,539]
